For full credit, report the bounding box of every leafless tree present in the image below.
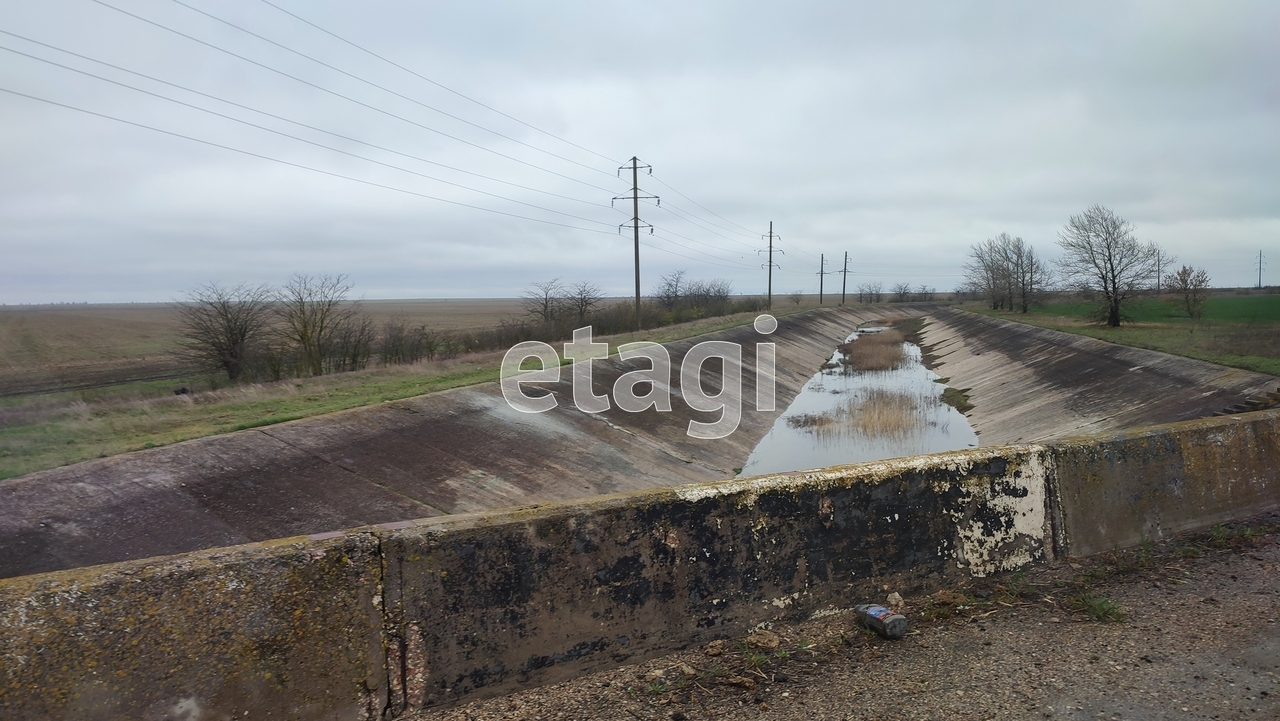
[788,290,804,305]
[1056,205,1161,327]
[275,274,356,376]
[565,281,604,324]
[522,278,565,323]
[684,278,732,310]
[915,284,936,302]
[177,282,273,382]
[324,314,376,373]
[891,282,913,303]
[1154,249,1178,296]
[867,281,884,303]
[654,269,686,311]
[964,234,1052,312]
[1169,265,1211,319]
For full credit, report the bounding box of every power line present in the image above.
[816,254,833,304]
[647,200,760,251]
[648,173,760,237]
[644,235,757,271]
[0,44,617,227]
[757,222,782,309]
[616,157,657,330]
[256,0,621,166]
[164,0,616,180]
[0,86,621,236]
[0,28,611,210]
[88,0,622,195]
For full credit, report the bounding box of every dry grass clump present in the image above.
[836,329,906,371]
[786,388,929,440]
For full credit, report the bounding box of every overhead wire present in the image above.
[0,30,607,209]
[164,0,617,180]
[0,45,617,227]
[648,172,760,237]
[0,86,621,235]
[256,0,621,166]
[87,0,624,195]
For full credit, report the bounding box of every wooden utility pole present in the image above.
[839,251,849,305]
[614,158,656,331]
[816,254,832,305]
[758,222,782,309]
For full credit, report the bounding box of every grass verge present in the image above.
[972,295,1280,377]
[0,305,822,480]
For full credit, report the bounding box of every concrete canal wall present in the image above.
[3,409,1276,720]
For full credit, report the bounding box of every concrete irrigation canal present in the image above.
[0,305,1274,580]
[740,325,978,476]
[1,305,1278,720]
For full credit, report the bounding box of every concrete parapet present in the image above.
[0,533,386,721]
[1051,410,1280,557]
[1,410,1276,719]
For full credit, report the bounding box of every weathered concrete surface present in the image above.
[0,532,385,721]
[0,306,924,580]
[920,308,1278,445]
[377,447,1049,712]
[3,409,1275,719]
[1053,411,1280,557]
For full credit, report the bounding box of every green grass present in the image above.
[0,305,824,480]
[975,294,1280,377]
[1066,591,1126,622]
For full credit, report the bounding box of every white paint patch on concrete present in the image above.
[948,447,1052,577]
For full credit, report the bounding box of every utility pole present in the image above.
[614,157,656,331]
[757,222,783,309]
[839,251,850,306]
[816,254,832,305]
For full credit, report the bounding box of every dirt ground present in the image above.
[413,515,1280,721]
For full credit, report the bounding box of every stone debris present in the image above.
[887,591,904,610]
[703,639,726,656]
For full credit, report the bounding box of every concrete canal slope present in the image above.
[920,308,1279,445]
[0,306,926,579]
[2,409,1276,720]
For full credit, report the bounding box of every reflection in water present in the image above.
[739,328,977,476]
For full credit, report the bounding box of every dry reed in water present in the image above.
[836,329,906,371]
[786,388,930,440]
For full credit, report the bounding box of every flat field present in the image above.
[0,302,804,480]
[0,298,531,398]
[974,293,1280,377]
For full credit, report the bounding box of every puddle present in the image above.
[739,326,978,476]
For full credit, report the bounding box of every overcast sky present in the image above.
[1,0,1276,303]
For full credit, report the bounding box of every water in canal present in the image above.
[739,326,978,476]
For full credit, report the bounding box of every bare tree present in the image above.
[654,269,686,311]
[1015,245,1053,312]
[1169,265,1211,319]
[1056,205,1161,327]
[915,284,936,302]
[177,282,273,382]
[867,281,884,303]
[891,282,913,303]
[1154,249,1178,296]
[965,234,1053,312]
[565,281,604,324]
[788,290,804,305]
[324,314,376,373]
[522,278,564,323]
[275,274,356,376]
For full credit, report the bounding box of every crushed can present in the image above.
[854,603,908,639]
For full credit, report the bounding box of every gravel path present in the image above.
[413,515,1280,721]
